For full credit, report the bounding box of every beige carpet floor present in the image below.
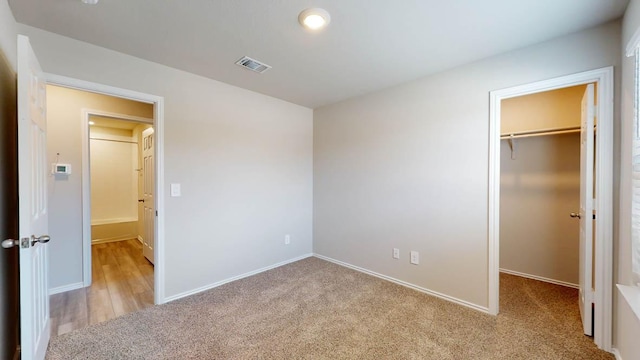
[46,257,613,359]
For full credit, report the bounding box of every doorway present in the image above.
[85,114,155,264]
[498,84,591,339]
[43,77,165,335]
[44,74,166,306]
[488,67,614,351]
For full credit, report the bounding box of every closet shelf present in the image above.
[500,126,580,140]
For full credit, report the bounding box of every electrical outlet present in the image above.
[410,251,419,265]
[393,248,400,259]
[284,234,291,245]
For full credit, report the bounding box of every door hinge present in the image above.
[155,210,158,216]
[20,237,29,248]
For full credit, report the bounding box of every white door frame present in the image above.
[80,109,153,287]
[488,66,614,351]
[45,73,167,305]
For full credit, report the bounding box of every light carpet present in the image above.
[46,257,613,359]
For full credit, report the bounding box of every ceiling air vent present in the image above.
[235,56,272,74]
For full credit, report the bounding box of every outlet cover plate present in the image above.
[410,251,419,265]
[393,248,400,259]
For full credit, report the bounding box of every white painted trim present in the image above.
[80,108,153,288]
[626,27,640,57]
[612,348,622,360]
[80,111,91,287]
[45,73,167,305]
[84,109,153,124]
[90,217,138,226]
[617,284,640,322]
[91,237,137,245]
[164,254,314,303]
[137,235,143,243]
[315,254,489,314]
[499,268,579,289]
[48,281,84,295]
[488,66,614,351]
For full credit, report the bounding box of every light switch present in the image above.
[170,183,181,197]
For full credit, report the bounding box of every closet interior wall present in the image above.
[499,85,587,286]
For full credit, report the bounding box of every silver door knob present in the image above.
[30,235,50,246]
[1,239,19,248]
[570,212,582,219]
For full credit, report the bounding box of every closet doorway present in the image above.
[87,115,155,263]
[499,83,592,329]
[488,67,614,351]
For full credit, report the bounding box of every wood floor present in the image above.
[50,239,154,337]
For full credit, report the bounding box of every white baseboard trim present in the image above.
[314,254,489,314]
[499,268,579,289]
[612,348,622,360]
[163,253,314,303]
[92,236,137,245]
[49,281,85,295]
[137,235,143,243]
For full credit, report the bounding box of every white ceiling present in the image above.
[9,0,628,108]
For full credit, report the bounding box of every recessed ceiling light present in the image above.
[298,8,331,31]
[88,121,95,125]
[81,0,99,4]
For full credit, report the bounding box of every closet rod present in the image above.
[500,126,580,140]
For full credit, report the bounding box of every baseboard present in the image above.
[137,235,143,243]
[314,254,489,314]
[91,236,137,245]
[49,281,84,295]
[612,348,622,360]
[499,268,579,289]
[163,253,314,303]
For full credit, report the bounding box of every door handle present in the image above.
[138,199,145,203]
[30,234,50,246]
[1,239,19,248]
[570,212,582,219]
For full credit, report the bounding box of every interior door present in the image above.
[17,34,51,360]
[142,127,155,264]
[578,83,595,336]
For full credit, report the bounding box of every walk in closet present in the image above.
[499,84,593,287]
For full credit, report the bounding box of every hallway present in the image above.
[50,239,154,337]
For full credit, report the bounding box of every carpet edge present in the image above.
[313,253,489,314]
[163,253,314,303]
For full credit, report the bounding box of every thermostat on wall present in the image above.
[52,163,71,175]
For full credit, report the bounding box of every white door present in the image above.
[18,34,50,360]
[142,127,155,264]
[578,83,595,336]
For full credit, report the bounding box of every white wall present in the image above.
[89,126,139,244]
[617,0,640,358]
[313,22,620,308]
[19,24,314,298]
[89,126,138,224]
